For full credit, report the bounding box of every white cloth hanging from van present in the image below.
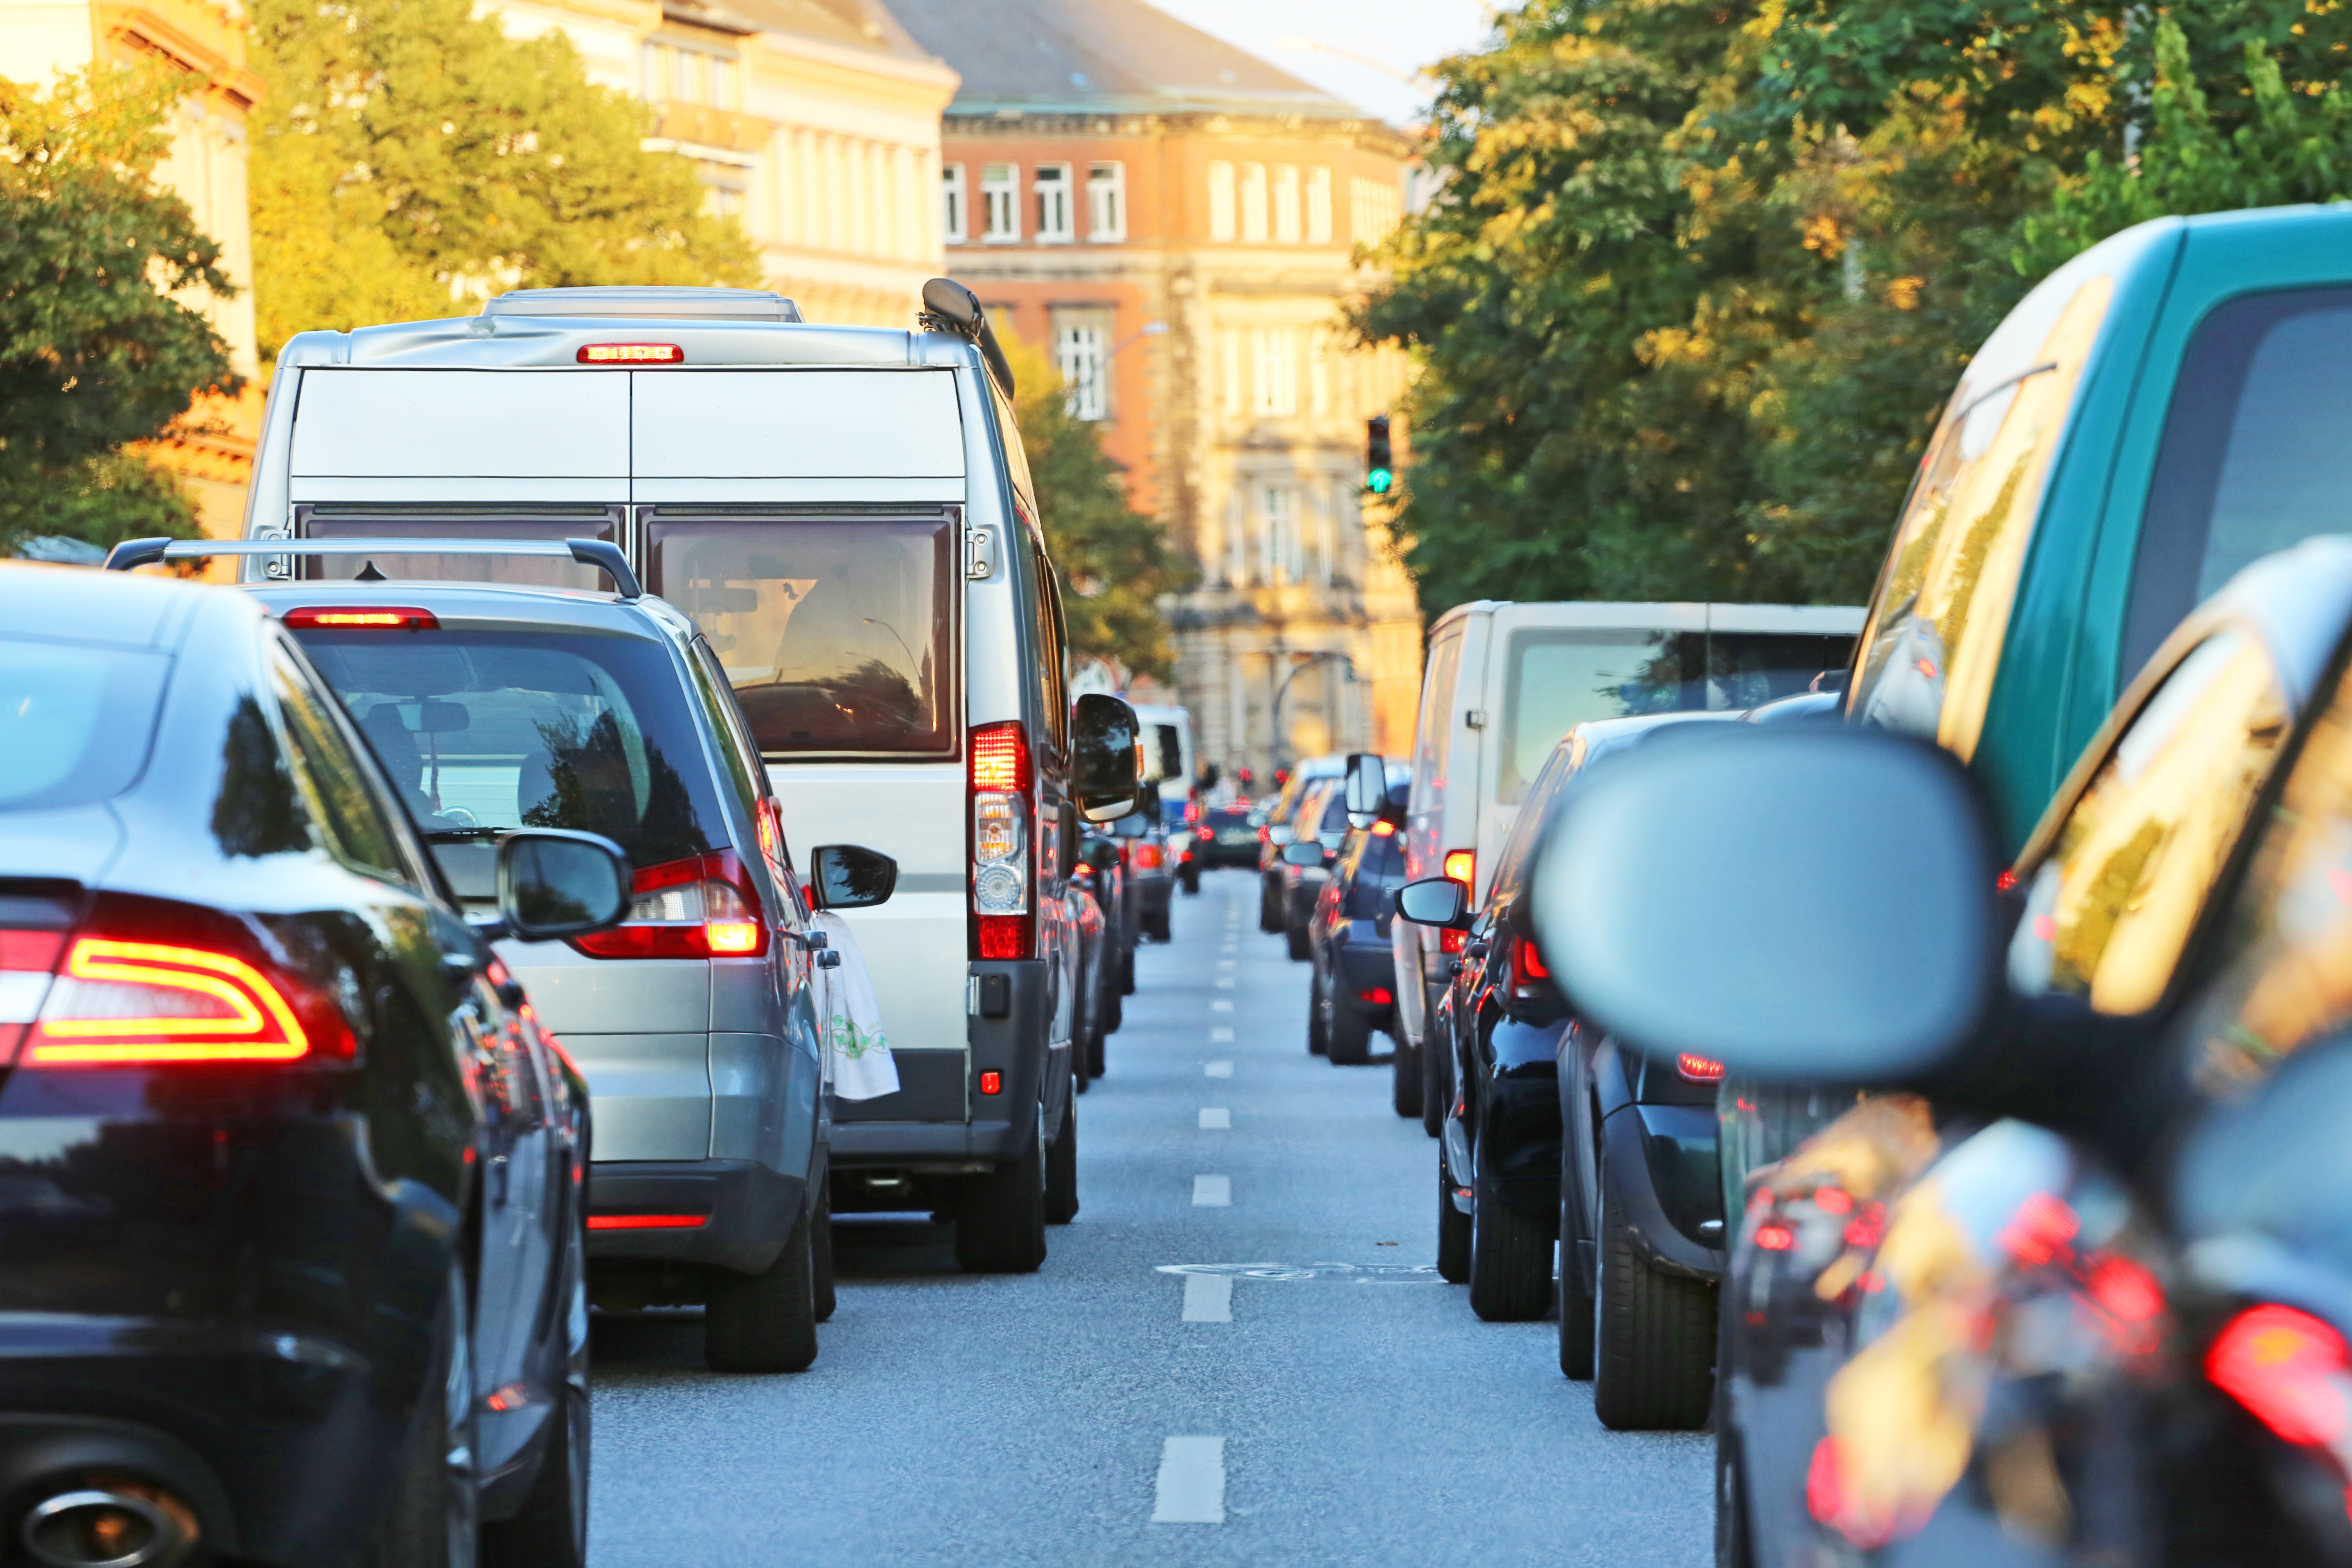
[814,912,898,1101]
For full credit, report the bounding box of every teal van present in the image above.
[1849,203,2352,849]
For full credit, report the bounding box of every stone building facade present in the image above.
[891,0,1424,783]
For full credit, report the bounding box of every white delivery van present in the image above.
[1388,601,1863,1087]
[1128,702,1194,816]
[241,283,1137,1273]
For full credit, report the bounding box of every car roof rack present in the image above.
[482,286,803,323]
[102,537,642,601]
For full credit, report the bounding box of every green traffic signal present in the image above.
[1366,467,1394,495]
[1365,414,1394,497]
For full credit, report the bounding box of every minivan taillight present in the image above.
[970,722,1033,960]
[572,850,768,959]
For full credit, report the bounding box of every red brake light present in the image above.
[970,722,1031,793]
[282,606,440,631]
[1371,819,1396,837]
[1443,849,1475,886]
[978,1070,1003,1095]
[2208,1304,2352,1448]
[1197,826,1213,839]
[1129,842,1164,871]
[571,850,768,959]
[577,343,684,364]
[1755,1223,1795,1251]
[1676,1053,1725,1082]
[1357,987,1393,1005]
[587,1214,706,1230]
[1440,927,1466,955]
[1996,868,2019,893]
[969,722,1034,960]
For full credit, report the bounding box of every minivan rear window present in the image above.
[647,516,956,759]
[0,639,168,811]
[292,629,725,870]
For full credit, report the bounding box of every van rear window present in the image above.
[647,516,956,759]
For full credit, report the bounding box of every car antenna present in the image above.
[355,560,387,581]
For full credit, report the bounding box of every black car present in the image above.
[1193,802,1261,870]
[1303,790,1408,1066]
[1534,537,2352,1568]
[0,564,625,1568]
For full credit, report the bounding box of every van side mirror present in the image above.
[498,829,631,940]
[1530,726,2000,1083]
[811,844,897,910]
[1070,693,1141,822]
[1395,877,1470,928]
[1280,840,1327,868]
[1343,752,1386,829]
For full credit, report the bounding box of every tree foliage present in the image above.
[249,0,759,359]
[1365,0,2352,616]
[999,330,1187,680]
[0,67,233,553]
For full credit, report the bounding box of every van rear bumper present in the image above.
[586,1159,804,1275]
[829,958,1049,1169]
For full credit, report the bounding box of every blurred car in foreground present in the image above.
[1532,543,2352,1568]
[0,564,625,1567]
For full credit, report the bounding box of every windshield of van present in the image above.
[0,639,168,811]
[292,629,725,870]
[646,516,955,760]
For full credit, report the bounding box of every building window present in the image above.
[1088,161,1125,241]
[641,40,739,109]
[941,163,967,245]
[1221,328,1242,416]
[1261,486,1301,584]
[1310,330,1331,415]
[1207,161,1235,242]
[982,163,1019,243]
[1306,167,1332,244]
[1239,163,1268,243]
[1054,309,1113,421]
[1035,163,1074,243]
[1351,174,1400,245]
[1252,327,1297,417]
[1273,165,1301,243]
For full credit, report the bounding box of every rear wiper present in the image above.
[423,827,504,841]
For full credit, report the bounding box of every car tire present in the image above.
[1392,1038,1423,1119]
[364,1261,479,1568]
[1468,1138,1552,1322]
[1327,1002,1373,1066]
[1285,917,1312,962]
[956,1128,1048,1274]
[1180,865,1200,895]
[1103,981,1123,1036]
[812,1170,836,1325]
[1421,1028,1447,1139]
[1044,1099,1079,1226]
[1307,973,1329,1056]
[1591,1158,1714,1430]
[1087,1011,1108,1076]
[1557,1176,1594,1380]
[1715,1361,1753,1568]
[1259,875,1282,933]
[1436,1153,1470,1285]
[1120,945,1135,995]
[704,1205,819,1374]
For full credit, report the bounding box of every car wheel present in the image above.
[1180,865,1200,894]
[1327,1001,1373,1066]
[812,1169,837,1325]
[1715,1361,1753,1567]
[1436,1152,1470,1285]
[1392,1038,1423,1120]
[364,1261,479,1568]
[1468,1136,1552,1322]
[1103,981,1123,1037]
[1285,913,1312,962]
[1307,972,1329,1056]
[1591,1156,1714,1430]
[1087,1009,1108,1076]
[1421,1027,1447,1139]
[1044,1098,1079,1226]
[705,1204,819,1373]
[1557,1169,1594,1380]
[1120,945,1135,996]
[1259,875,1282,933]
[956,1123,1048,1273]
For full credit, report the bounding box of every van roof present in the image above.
[483,287,803,323]
[274,306,967,374]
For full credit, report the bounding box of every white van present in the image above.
[1389,601,1863,1085]
[240,282,1137,1273]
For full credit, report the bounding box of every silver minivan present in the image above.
[238,283,1138,1273]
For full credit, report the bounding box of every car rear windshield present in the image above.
[1498,628,1853,803]
[646,515,956,760]
[0,639,169,811]
[292,628,725,869]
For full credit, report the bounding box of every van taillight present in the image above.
[970,722,1033,960]
[577,343,684,364]
[1128,842,1163,871]
[1443,849,1475,886]
[1677,1054,1726,1082]
[281,606,440,631]
[572,850,768,959]
[2208,1304,2352,1449]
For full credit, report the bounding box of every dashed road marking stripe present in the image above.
[1205,1060,1232,1077]
[1181,1273,1232,1322]
[1193,1174,1231,1206]
[1211,999,1233,1011]
[1214,977,1235,989]
[1199,1107,1230,1129]
[1151,1437,1225,1523]
[1209,1027,1234,1042]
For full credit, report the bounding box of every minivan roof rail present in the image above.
[483,286,803,323]
[103,536,643,599]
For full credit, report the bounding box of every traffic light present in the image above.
[1365,415,1394,495]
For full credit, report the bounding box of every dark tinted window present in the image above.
[647,515,956,760]
[295,510,621,592]
[294,628,726,871]
[0,638,167,811]
[270,642,417,885]
[2128,288,2352,672]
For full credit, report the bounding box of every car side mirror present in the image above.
[498,829,630,940]
[1395,876,1470,928]
[1343,751,1385,829]
[1279,840,1326,867]
[1530,726,2000,1083]
[1071,693,1142,823]
[811,844,898,910]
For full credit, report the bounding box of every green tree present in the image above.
[249,0,759,360]
[0,67,234,555]
[998,330,1186,679]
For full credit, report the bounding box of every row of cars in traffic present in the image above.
[0,280,1160,1567]
[1262,203,2352,1568]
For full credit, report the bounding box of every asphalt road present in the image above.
[586,869,1712,1566]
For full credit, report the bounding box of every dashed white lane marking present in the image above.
[1199,1107,1230,1129]
[1205,1060,1232,1077]
[1209,1027,1234,1042]
[1211,999,1234,1011]
[1214,977,1235,989]
[1217,959,1236,969]
[1151,1436,1226,1523]
[1193,1174,1231,1206]
[1180,1273,1232,1322]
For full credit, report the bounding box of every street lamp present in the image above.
[1270,36,1435,86]
[1269,650,1355,772]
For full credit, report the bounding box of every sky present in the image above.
[1143,0,1499,125]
